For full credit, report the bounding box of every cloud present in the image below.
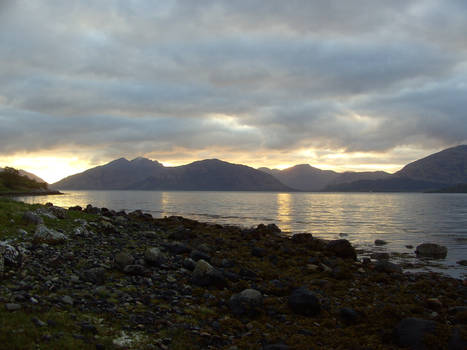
[0,0,466,172]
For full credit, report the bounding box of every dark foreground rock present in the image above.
[416,243,448,258]
[288,287,321,316]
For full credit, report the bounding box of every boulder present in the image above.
[288,287,321,316]
[33,225,67,245]
[374,260,402,274]
[191,259,227,288]
[229,289,263,316]
[374,239,388,246]
[190,249,211,262]
[48,206,67,219]
[144,247,165,266]
[326,239,357,260]
[82,267,106,285]
[167,242,191,255]
[22,211,43,225]
[415,243,448,259]
[393,318,436,350]
[0,242,21,266]
[114,252,134,270]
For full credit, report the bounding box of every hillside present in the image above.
[53,158,293,192]
[0,167,49,194]
[396,145,467,184]
[260,165,390,191]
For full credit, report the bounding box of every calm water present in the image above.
[17,191,467,278]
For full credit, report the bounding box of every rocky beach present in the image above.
[0,198,466,349]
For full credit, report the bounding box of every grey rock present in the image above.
[72,226,90,237]
[5,303,21,311]
[374,260,402,274]
[61,295,73,305]
[415,243,447,259]
[114,252,134,270]
[144,247,165,266]
[22,211,43,225]
[370,252,390,260]
[326,239,356,260]
[49,206,67,219]
[190,249,210,262]
[0,242,21,266]
[123,264,146,276]
[374,239,388,246]
[288,287,321,316]
[182,258,196,271]
[191,259,227,288]
[33,225,67,245]
[83,267,106,285]
[229,289,263,316]
[167,242,191,255]
[394,318,436,350]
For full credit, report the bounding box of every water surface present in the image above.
[17,191,467,278]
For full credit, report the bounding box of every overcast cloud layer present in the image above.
[1,0,466,176]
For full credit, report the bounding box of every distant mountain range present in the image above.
[53,158,293,192]
[52,145,467,192]
[259,164,390,191]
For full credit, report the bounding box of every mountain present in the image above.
[324,177,447,192]
[260,164,339,191]
[53,157,164,190]
[0,167,49,193]
[260,165,390,191]
[0,167,46,184]
[395,145,467,184]
[53,158,293,192]
[324,145,467,192]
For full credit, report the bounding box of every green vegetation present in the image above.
[0,167,47,194]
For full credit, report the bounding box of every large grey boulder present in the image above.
[144,247,165,266]
[191,259,227,288]
[415,243,447,259]
[229,289,263,316]
[288,287,321,316]
[22,211,43,225]
[33,225,67,244]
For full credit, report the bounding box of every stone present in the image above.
[72,226,89,237]
[190,249,210,262]
[393,318,436,350]
[0,242,21,266]
[167,242,191,255]
[326,239,357,260]
[33,225,67,245]
[191,259,227,288]
[456,260,467,266]
[22,211,43,225]
[288,287,321,316]
[182,258,196,271]
[374,260,402,274]
[68,205,82,211]
[114,252,134,270]
[370,252,390,260]
[144,247,165,266]
[374,239,388,245]
[251,246,267,258]
[61,295,73,305]
[82,267,106,285]
[415,243,447,258]
[48,206,67,219]
[229,289,263,316]
[123,264,146,276]
[5,303,21,311]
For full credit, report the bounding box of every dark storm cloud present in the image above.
[0,0,466,163]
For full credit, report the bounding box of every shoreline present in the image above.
[0,190,63,197]
[0,199,465,349]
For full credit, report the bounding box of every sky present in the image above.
[0,0,466,183]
